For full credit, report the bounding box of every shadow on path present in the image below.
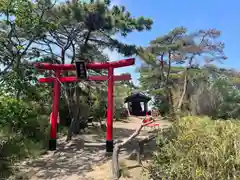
[14,127,138,180]
[14,118,171,180]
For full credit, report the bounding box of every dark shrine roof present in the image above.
[124,93,151,103]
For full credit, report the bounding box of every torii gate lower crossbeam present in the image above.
[34,58,135,153]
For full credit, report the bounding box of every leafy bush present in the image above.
[90,99,107,120]
[0,96,49,178]
[0,96,49,140]
[149,116,240,180]
[191,79,240,119]
[114,106,129,120]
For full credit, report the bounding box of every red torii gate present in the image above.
[34,58,135,153]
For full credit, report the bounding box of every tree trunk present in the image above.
[66,29,91,141]
[66,86,91,141]
[72,86,81,134]
[112,144,121,180]
[177,57,194,110]
[65,89,76,141]
[167,87,175,116]
[15,55,23,100]
[165,52,175,116]
[65,86,81,141]
[177,69,188,110]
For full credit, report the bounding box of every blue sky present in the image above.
[108,0,240,85]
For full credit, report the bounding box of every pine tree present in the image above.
[138,27,227,115]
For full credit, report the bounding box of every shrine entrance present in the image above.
[34,58,135,153]
[124,93,151,116]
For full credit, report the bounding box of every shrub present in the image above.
[149,116,240,180]
[190,79,240,119]
[0,96,49,140]
[0,96,49,178]
[114,107,129,120]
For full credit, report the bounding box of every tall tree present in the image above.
[138,27,227,115]
[138,27,187,115]
[176,29,227,110]
[0,0,56,98]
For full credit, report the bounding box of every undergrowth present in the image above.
[149,116,240,180]
[0,96,50,179]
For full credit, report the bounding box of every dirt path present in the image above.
[12,117,171,180]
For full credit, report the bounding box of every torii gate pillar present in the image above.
[106,66,114,152]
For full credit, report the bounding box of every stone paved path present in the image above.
[12,117,171,180]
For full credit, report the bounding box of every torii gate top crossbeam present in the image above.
[39,74,131,83]
[34,58,135,70]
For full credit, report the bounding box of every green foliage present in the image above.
[190,71,240,119]
[211,79,240,119]
[114,81,133,120]
[0,96,49,178]
[0,96,48,139]
[90,90,107,120]
[137,27,191,114]
[138,27,227,115]
[88,81,132,121]
[41,0,153,63]
[149,116,240,180]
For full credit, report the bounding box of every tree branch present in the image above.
[111,119,154,180]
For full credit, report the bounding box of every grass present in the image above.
[149,116,240,180]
